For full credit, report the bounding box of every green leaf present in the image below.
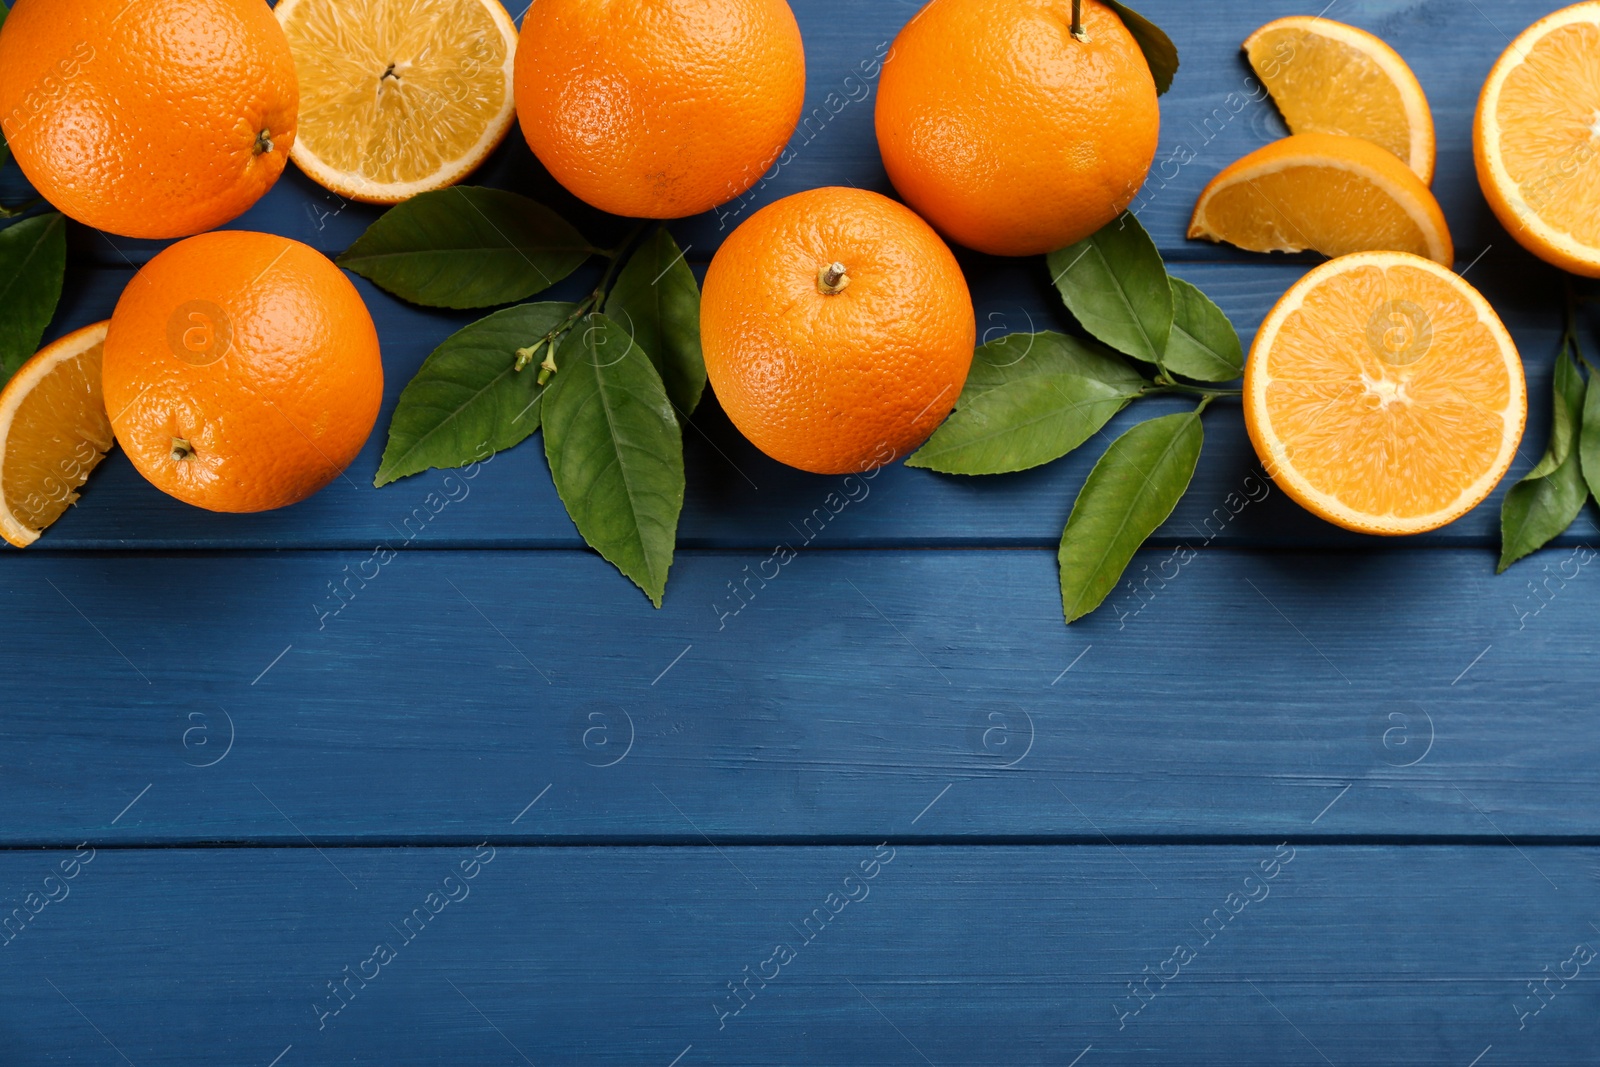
[907,372,1140,475]
[1580,358,1600,503]
[1164,277,1244,382]
[337,187,595,310]
[374,302,577,487]
[542,313,684,607]
[1500,351,1588,572]
[602,227,705,418]
[1102,0,1179,95]
[1529,345,1582,479]
[1059,410,1203,622]
[960,331,1144,405]
[0,212,66,386]
[1047,211,1172,366]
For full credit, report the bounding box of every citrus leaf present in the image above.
[908,372,1140,475]
[338,187,595,310]
[1165,277,1244,382]
[1500,352,1587,572]
[602,227,706,418]
[1499,456,1587,573]
[0,212,66,386]
[1060,410,1203,622]
[1047,211,1172,366]
[1528,344,1582,479]
[1102,0,1179,95]
[542,313,684,607]
[960,331,1144,405]
[1580,357,1600,503]
[374,302,577,487]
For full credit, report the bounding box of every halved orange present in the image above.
[1244,252,1526,535]
[1474,0,1600,277]
[1189,133,1454,266]
[1245,16,1436,184]
[275,0,519,204]
[0,322,115,548]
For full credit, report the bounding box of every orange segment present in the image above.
[1474,0,1600,277]
[0,322,115,548]
[1245,16,1436,183]
[1190,134,1453,265]
[1244,252,1525,535]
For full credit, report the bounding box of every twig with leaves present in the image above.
[908,211,1242,623]
[342,187,704,607]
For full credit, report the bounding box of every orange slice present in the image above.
[1245,16,1436,184]
[1474,0,1600,277]
[1244,252,1525,535]
[275,0,519,204]
[1190,134,1453,265]
[0,322,115,548]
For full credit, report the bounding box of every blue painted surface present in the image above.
[3,1,1599,1064]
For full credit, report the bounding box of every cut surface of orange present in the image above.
[275,0,518,204]
[1245,16,1435,183]
[1474,0,1600,277]
[0,322,115,548]
[1190,133,1453,265]
[1244,252,1525,536]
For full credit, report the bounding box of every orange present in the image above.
[0,0,298,240]
[1244,251,1525,536]
[275,0,519,204]
[102,233,383,514]
[1474,1,1600,277]
[1189,133,1454,265]
[514,0,806,220]
[875,0,1159,258]
[1244,16,1435,184]
[0,322,115,548]
[701,187,975,475]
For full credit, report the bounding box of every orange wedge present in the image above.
[1474,0,1600,277]
[1189,133,1453,265]
[1244,252,1525,535]
[0,322,115,547]
[1245,16,1435,184]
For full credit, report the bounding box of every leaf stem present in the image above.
[1070,0,1089,41]
[517,222,650,376]
[0,197,45,220]
[1563,278,1583,360]
[1142,382,1242,401]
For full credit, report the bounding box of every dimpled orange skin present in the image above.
[0,0,298,240]
[514,0,806,220]
[102,233,383,513]
[701,187,976,475]
[875,0,1159,257]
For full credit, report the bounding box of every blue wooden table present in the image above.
[4,0,1599,1062]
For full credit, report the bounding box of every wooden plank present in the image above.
[0,845,1595,1064]
[17,255,1584,551]
[6,0,1558,269]
[3,546,1597,844]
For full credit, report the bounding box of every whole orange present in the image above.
[102,232,383,513]
[701,187,975,475]
[875,0,1159,257]
[0,0,298,240]
[514,0,806,220]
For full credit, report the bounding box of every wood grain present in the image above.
[0,846,1595,1065]
[2,547,1595,844]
